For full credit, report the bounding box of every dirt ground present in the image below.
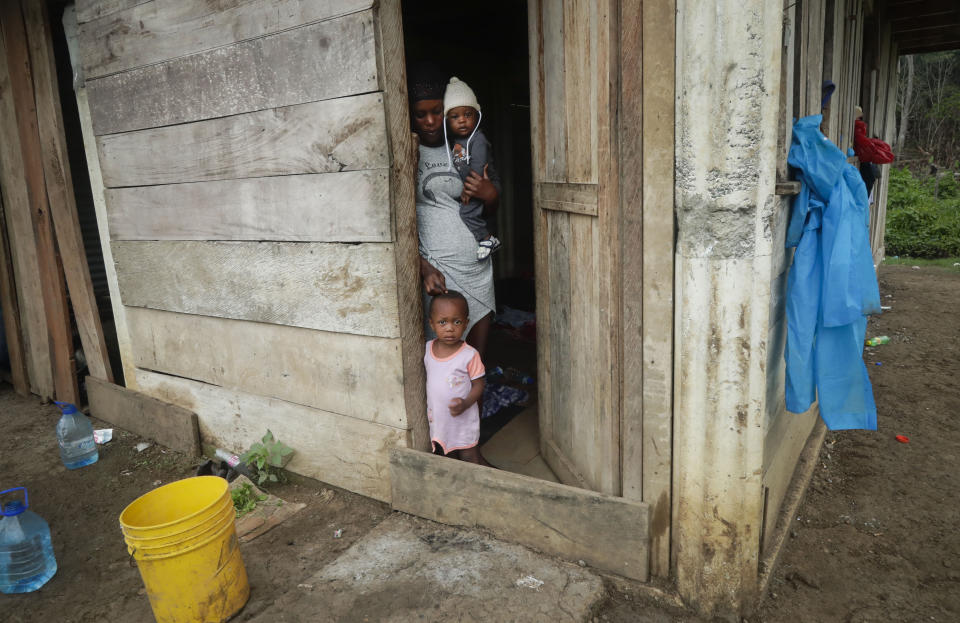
[2,264,957,622]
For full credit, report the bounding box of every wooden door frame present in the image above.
[382,0,673,581]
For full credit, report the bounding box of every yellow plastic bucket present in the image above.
[120,476,249,623]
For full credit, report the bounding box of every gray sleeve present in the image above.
[470,133,500,194]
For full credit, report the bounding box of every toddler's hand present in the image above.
[448,398,466,416]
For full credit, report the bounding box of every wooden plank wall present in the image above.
[74,0,425,498]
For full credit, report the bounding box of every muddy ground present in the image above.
[1,264,957,622]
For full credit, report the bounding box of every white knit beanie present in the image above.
[443,77,481,116]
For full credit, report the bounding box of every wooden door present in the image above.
[528,0,620,495]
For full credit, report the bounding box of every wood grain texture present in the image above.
[375,0,429,451]
[390,447,650,581]
[126,307,409,428]
[541,0,566,181]
[78,0,375,79]
[639,0,676,578]
[105,170,390,242]
[113,241,400,338]
[0,192,29,394]
[23,1,113,383]
[1,1,77,403]
[75,0,148,24]
[0,21,51,396]
[97,93,389,187]
[87,11,379,136]
[86,376,200,456]
[136,370,407,502]
[537,182,598,216]
[563,0,598,183]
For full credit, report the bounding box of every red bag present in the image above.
[854,119,895,164]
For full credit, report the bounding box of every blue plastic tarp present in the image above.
[784,115,881,431]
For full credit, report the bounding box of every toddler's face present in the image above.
[446,106,478,139]
[429,299,469,344]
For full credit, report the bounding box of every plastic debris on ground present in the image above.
[895,435,909,444]
[515,575,544,590]
[334,529,343,538]
[135,442,151,452]
[93,429,113,444]
[865,335,890,346]
[481,383,529,419]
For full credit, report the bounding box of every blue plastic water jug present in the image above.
[55,401,98,469]
[0,487,58,593]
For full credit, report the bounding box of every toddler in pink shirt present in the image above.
[424,291,486,463]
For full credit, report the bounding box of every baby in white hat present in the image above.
[443,77,502,261]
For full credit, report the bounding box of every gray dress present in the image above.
[416,143,495,337]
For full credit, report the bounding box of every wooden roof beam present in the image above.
[890,0,959,22]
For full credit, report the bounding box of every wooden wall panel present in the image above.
[76,0,148,24]
[105,170,390,242]
[78,0,374,79]
[97,93,389,187]
[114,241,400,338]
[87,12,379,136]
[136,370,406,502]
[127,308,408,429]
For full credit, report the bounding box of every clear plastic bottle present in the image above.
[0,487,58,593]
[55,401,98,469]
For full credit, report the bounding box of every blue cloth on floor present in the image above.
[481,383,528,419]
[785,114,880,431]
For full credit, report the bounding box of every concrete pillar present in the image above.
[672,0,783,615]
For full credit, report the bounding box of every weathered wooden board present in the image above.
[24,1,113,383]
[1,1,78,403]
[76,0,148,24]
[98,93,389,188]
[541,0,566,181]
[86,376,200,456]
[537,182,598,216]
[136,369,407,502]
[0,193,29,395]
[78,0,374,79]
[376,0,429,451]
[113,241,400,338]
[390,447,650,581]
[87,12,378,136]
[0,23,52,397]
[105,170,390,242]
[563,0,598,183]
[126,308,408,428]
[640,0,676,578]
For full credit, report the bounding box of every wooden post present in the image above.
[0,191,29,395]
[22,1,113,383]
[0,1,78,404]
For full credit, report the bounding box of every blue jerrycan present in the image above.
[0,487,58,593]
[55,401,98,469]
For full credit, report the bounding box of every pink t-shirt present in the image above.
[424,340,485,454]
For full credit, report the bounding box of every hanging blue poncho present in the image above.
[784,115,881,430]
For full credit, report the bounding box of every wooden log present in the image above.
[135,370,407,502]
[126,308,409,429]
[390,447,651,581]
[0,21,51,397]
[97,93,389,188]
[1,1,78,403]
[86,376,200,456]
[375,0,429,451]
[105,170,390,242]
[0,192,29,394]
[87,11,379,136]
[23,1,113,384]
[113,241,400,338]
[78,0,374,79]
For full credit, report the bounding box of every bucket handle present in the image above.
[0,487,27,516]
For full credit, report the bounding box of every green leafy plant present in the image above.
[240,430,294,486]
[885,167,960,258]
[231,483,267,517]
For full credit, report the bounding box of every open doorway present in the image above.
[401,1,556,482]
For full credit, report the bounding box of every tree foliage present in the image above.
[896,51,960,168]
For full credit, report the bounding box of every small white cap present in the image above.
[443,77,481,116]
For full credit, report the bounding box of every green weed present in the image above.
[240,430,293,487]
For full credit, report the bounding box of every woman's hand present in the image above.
[420,257,447,295]
[463,164,498,207]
